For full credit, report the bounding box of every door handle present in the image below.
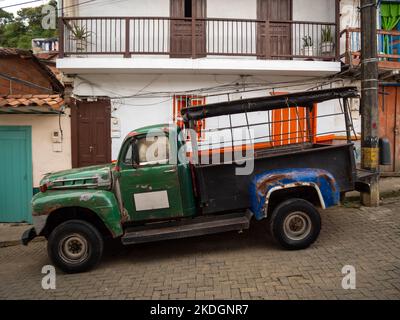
[89,146,94,153]
[164,168,177,173]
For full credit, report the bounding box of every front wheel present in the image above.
[47,220,104,273]
[269,199,321,250]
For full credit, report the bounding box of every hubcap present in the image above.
[59,234,89,264]
[283,212,312,241]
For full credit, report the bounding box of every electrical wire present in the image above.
[121,98,173,107]
[0,0,44,10]
[72,74,349,113]
[1,0,99,18]
[74,74,347,103]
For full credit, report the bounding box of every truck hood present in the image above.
[40,164,114,191]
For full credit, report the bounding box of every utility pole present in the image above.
[360,0,380,207]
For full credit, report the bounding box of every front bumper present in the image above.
[21,227,37,246]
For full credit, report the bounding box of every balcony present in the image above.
[59,16,339,60]
[341,27,400,70]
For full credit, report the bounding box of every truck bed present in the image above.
[194,143,357,215]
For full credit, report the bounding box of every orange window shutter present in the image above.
[289,107,298,144]
[173,95,186,129]
[190,96,206,140]
[272,109,282,146]
[271,92,318,146]
[311,103,318,143]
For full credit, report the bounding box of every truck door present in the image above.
[119,134,185,222]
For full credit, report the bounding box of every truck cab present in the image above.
[116,124,196,222]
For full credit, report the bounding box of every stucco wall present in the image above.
[64,0,170,17]
[0,112,72,187]
[340,0,360,29]
[293,0,335,22]
[207,0,257,19]
[65,0,336,21]
[72,73,354,160]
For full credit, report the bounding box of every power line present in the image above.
[1,0,98,16]
[0,0,44,10]
[75,74,346,103]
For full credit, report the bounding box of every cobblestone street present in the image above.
[1,198,399,300]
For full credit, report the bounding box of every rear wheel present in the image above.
[269,199,321,250]
[47,220,104,273]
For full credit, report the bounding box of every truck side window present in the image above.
[123,144,133,165]
[136,136,169,165]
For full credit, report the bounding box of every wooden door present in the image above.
[170,0,206,58]
[72,99,111,168]
[257,0,292,59]
[379,86,400,173]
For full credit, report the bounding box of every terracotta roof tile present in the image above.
[0,94,64,110]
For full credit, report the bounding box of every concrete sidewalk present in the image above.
[1,177,400,247]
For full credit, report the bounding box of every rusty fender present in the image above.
[249,168,340,220]
[31,189,124,237]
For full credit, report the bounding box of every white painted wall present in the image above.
[293,0,335,22]
[0,113,72,187]
[65,0,336,21]
[207,0,257,19]
[340,0,361,29]
[64,0,170,17]
[72,73,354,160]
[339,0,361,55]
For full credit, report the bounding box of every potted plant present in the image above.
[69,24,93,55]
[302,35,314,57]
[321,26,334,54]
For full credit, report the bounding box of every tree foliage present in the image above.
[0,0,58,49]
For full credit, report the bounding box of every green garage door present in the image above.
[0,126,32,223]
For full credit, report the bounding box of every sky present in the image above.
[0,0,48,15]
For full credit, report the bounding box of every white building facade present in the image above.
[58,0,351,165]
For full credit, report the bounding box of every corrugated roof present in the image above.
[0,94,64,110]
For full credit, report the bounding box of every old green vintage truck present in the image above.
[22,87,377,273]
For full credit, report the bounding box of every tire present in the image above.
[269,199,321,250]
[47,220,104,273]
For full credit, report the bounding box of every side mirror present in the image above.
[379,138,391,166]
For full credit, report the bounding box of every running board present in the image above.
[121,212,252,245]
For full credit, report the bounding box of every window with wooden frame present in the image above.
[173,95,206,139]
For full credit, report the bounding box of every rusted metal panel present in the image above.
[31,189,124,237]
[195,143,356,215]
[249,168,340,220]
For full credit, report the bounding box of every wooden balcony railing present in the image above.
[341,27,400,68]
[59,16,339,61]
